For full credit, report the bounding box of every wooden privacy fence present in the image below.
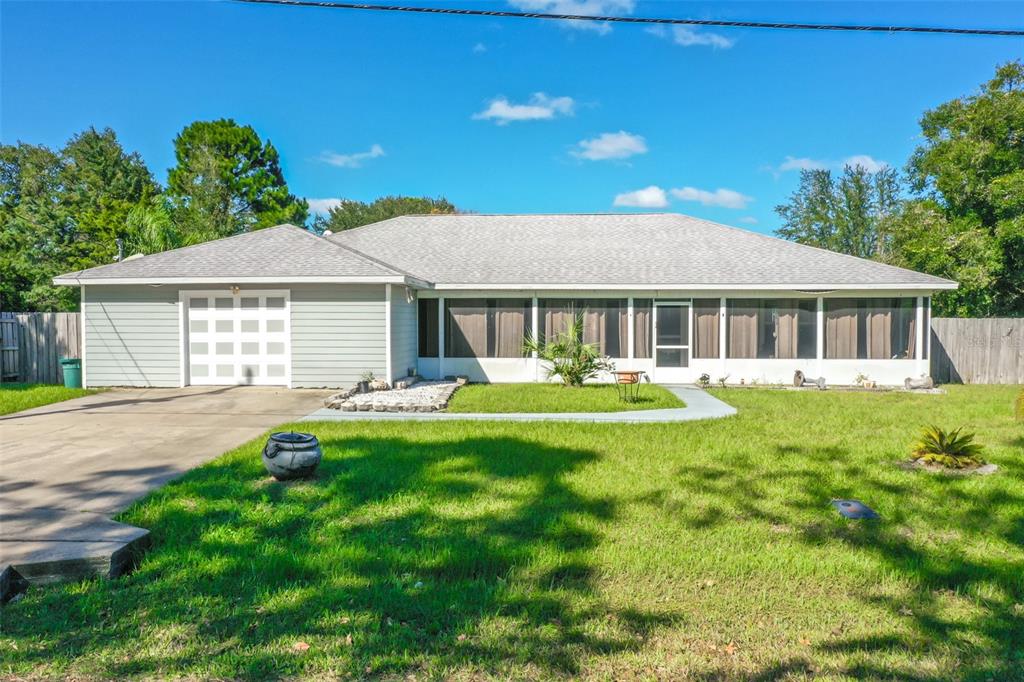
[931,317,1024,384]
[0,312,82,384]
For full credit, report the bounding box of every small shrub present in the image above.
[911,425,986,469]
[716,375,729,388]
[698,373,711,389]
[523,312,614,387]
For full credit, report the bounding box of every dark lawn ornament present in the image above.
[830,499,879,520]
[793,370,826,390]
[262,432,323,480]
[904,376,935,390]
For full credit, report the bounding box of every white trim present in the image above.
[80,285,87,388]
[178,290,187,387]
[385,283,393,384]
[429,282,958,291]
[925,297,932,365]
[53,275,411,286]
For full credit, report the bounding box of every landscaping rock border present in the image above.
[323,380,460,413]
[897,460,999,476]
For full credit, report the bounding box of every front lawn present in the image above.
[3,385,1022,680]
[0,382,96,416]
[446,382,684,413]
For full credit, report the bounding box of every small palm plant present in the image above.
[911,425,986,469]
[523,312,613,387]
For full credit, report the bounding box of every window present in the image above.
[633,299,652,359]
[726,299,817,359]
[445,298,532,358]
[539,299,628,357]
[693,299,720,359]
[418,298,439,357]
[824,298,916,360]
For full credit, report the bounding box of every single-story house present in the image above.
[54,213,956,388]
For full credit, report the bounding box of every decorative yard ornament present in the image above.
[793,370,826,389]
[904,376,935,390]
[262,432,323,480]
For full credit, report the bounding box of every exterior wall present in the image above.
[389,286,418,384]
[290,284,387,388]
[83,285,180,387]
[417,289,934,386]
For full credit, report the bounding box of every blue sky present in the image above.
[2,1,1022,233]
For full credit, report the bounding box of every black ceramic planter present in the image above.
[262,432,323,480]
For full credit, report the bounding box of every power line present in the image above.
[233,0,1024,37]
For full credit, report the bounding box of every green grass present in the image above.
[446,382,684,413]
[3,385,1023,680]
[0,382,96,416]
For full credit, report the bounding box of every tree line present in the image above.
[774,61,1023,317]
[0,120,456,311]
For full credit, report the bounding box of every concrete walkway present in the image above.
[0,386,331,600]
[304,385,736,423]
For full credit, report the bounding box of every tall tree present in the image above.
[313,195,457,233]
[167,119,307,238]
[905,60,1024,315]
[1,129,157,311]
[775,164,900,259]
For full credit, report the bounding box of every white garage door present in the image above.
[186,290,290,386]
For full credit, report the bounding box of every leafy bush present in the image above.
[911,425,986,469]
[523,312,614,387]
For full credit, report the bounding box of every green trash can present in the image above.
[60,357,82,388]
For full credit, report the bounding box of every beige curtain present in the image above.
[905,311,917,359]
[543,302,575,343]
[617,306,629,358]
[825,304,857,359]
[728,306,758,359]
[865,308,892,359]
[582,305,604,350]
[495,304,526,358]
[693,300,720,359]
[447,300,487,358]
[775,306,799,359]
[634,301,651,358]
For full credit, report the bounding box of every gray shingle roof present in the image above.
[328,213,957,289]
[55,224,403,282]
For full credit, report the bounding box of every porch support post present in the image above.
[81,284,88,388]
[438,295,445,380]
[385,284,393,384]
[816,296,824,377]
[531,295,539,381]
[915,296,925,377]
[627,297,635,360]
[718,297,727,377]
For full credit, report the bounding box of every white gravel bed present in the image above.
[338,381,460,412]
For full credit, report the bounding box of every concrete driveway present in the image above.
[0,386,332,514]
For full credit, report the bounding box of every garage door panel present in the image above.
[185,290,290,386]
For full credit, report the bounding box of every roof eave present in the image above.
[429,281,958,291]
[53,275,415,286]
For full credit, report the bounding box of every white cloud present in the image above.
[738,216,758,224]
[508,0,636,35]
[306,198,344,215]
[473,92,575,124]
[669,26,734,49]
[613,185,668,208]
[773,154,888,175]
[318,144,385,168]
[778,156,828,172]
[472,42,487,53]
[646,23,734,48]
[842,154,888,173]
[572,131,647,161]
[670,186,752,209]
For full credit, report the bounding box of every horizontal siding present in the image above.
[390,287,417,382]
[290,284,386,388]
[84,285,180,387]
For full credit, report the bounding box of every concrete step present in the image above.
[0,508,149,603]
